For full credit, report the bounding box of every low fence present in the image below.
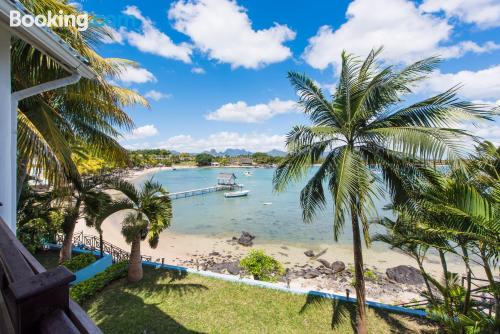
[55,232,152,263]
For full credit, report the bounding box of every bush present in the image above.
[70,261,128,304]
[63,253,96,272]
[240,249,284,282]
[17,212,63,253]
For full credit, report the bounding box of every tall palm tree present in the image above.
[13,0,149,197]
[273,48,490,333]
[108,179,172,282]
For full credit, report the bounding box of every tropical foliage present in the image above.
[373,142,500,333]
[13,0,148,198]
[273,48,491,333]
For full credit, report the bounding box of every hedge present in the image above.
[63,253,96,272]
[70,261,128,304]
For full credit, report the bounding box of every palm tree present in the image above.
[108,179,172,282]
[59,175,112,263]
[13,0,149,197]
[83,192,132,258]
[273,48,490,333]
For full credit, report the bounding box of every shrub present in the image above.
[240,249,284,282]
[70,261,128,304]
[17,212,63,253]
[63,253,96,272]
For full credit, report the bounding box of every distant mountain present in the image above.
[222,148,253,157]
[266,149,286,157]
[170,148,286,156]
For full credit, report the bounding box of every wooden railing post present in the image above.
[8,267,76,333]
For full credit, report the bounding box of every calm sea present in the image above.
[136,167,392,247]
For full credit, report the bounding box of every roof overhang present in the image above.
[0,0,95,79]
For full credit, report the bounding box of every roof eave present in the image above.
[0,0,95,79]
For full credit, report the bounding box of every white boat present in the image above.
[243,171,252,176]
[224,190,250,198]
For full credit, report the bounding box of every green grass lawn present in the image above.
[83,267,435,334]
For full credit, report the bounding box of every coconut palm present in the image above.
[273,48,490,333]
[388,169,499,333]
[13,0,148,198]
[108,179,172,282]
[83,192,132,258]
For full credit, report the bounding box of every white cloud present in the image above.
[144,90,171,101]
[123,125,159,140]
[420,65,500,101]
[157,132,286,152]
[101,25,124,44]
[458,119,500,146]
[168,0,296,69]
[206,98,299,123]
[121,6,192,63]
[302,0,499,71]
[191,67,206,74]
[420,0,500,29]
[116,65,156,84]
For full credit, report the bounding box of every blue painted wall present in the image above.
[72,254,113,285]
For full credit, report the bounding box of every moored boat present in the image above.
[224,190,250,198]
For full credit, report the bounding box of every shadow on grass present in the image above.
[131,268,209,299]
[299,293,357,331]
[91,269,209,333]
[372,308,435,334]
[92,292,205,334]
[300,293,436,334]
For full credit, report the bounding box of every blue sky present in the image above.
[79,0,500,152]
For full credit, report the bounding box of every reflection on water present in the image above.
[136,167,392,247]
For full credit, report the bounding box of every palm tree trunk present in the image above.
[59,222,75,264]
[128,234,143,282]
[16,156,29,205]
[460,244,472,316]
[479,245,500,329]
[59,198,81,263]
[351,202,367,334]
[438,250,451,315]
[416,257,435,303]
[99,232,104,258]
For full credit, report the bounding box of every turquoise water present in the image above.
[137,167,391,246]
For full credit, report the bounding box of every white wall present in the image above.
[0,26,14,232]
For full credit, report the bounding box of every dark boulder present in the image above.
[304,250,315,257]
[317,259,331,268]
[237,231,255,246]
[303,268,321,279]
[386,265,424,285]
[208,261,241,275]
[331,261,346,273]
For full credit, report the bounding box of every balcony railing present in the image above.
[0,217,101,334]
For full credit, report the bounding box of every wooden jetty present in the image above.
[168,184,241,200]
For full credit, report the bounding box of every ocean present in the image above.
[135,167,392,247]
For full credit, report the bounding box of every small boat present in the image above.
[224,190,250,198]
[243,171,252,176]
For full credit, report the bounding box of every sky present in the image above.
[77,0,500,153]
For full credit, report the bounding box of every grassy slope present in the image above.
[84,267,435,334]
